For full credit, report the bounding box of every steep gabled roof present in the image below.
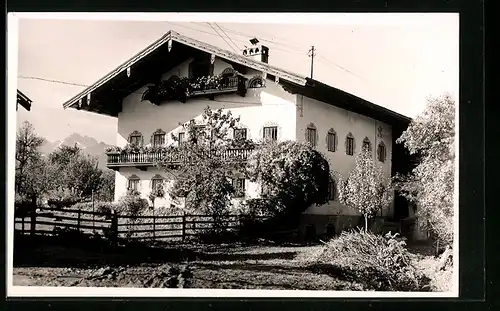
[62,30,306,110]
[61,30,411,127]
[17,90,32,111]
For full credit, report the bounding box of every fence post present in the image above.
[21,216,25,235]
[152,214,156,242]
[77,209,81,233]
[30,204,37,236]
[182,213,186,242]
[110,210,118,247]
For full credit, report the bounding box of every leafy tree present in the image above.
[48,145,103,202]
[15,121,52,206]
[157,106,254,230]
[96,169,116,202]
[246,140,331,222]
[394,94,455,246]
[337,149,394,232]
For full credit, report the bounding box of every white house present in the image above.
[62,30,414,238]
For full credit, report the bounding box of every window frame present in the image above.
[233,178,246,198]
[306,127,317,147]
[346,135,355,156]
[263,126,278,141]
[178,132,186,145]
[327,131,337,152]
[127,176,140,191]
[327,179,336,201]
[377,142,387,163]
[233,128,248,140]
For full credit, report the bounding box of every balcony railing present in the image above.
[106,148,254,169]
[189,76,239,97]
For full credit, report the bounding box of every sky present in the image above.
[13,13,459,145]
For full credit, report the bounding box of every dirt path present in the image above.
[12,244,365,290]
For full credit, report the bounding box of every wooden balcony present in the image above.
[189,76,239,97]
[106,148,254,171]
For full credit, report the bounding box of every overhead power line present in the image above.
[214,22,240,52]
[206,22,237,53]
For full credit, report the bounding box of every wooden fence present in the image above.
[14,207,266,243]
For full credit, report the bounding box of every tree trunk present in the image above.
[364,215,368,232]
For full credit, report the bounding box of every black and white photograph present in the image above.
[7,13,458,297]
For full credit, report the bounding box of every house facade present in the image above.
[62,31,413,237]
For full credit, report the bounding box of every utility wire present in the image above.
[206,22,238,53]
[169,21,366,81]
[214,22,240,52]
[316,55,367,81]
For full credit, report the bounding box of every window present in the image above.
[327,131,337,152]
[151,175,164,191]
[362,137,371,153]
[306,127,317,147]
[248,76,265,88]
[152,133,165,147]
[233,178,246,198]
[346,135,355,156]
[178,132,185,145]
[377,142,387,162]
[263,126,278,141]
[128,131,142,146]
[234,128,247,140]
[328,179,336,201]
[128,176,140,191]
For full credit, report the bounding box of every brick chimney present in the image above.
[242,39,269,63]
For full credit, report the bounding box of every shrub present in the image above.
[72,201,117,215]
[314,229,425,291]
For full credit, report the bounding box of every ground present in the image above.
[12,236,448,291]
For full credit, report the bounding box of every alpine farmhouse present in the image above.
[62,31,415,238]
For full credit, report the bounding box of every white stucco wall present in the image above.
[114,57,296,202]
[296,94,394,217]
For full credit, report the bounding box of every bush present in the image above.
[314,229,425,291]
[72,201,117,215]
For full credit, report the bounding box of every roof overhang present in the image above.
[61,30,411,128]
[280,78,412,128]
[62,30,307,112]
[17,90,32,111]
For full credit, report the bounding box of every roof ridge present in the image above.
[62,30,306,109]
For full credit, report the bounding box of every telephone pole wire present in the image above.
[308,46,316,79]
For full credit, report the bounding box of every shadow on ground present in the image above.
[13,234,299,269]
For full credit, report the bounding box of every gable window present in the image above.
[328,178,336,201]
[346,134,355,156]
[233,178,246,198]
[178,132,185,145]
[327,130,337,152]
[263,126,278,141]
[128,131,143,146]
[377,142,387,163]
[234,128,247,140]
[151,175,164,191]
[127,175,140,191]
[362,137,372,153]
[306,125,317,147]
